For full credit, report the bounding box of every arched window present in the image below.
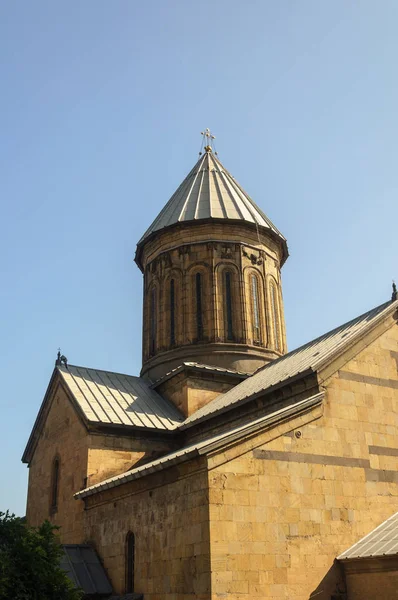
[270,281,281,351]
[51,456,60,512]
[224,271,233,340]
[251,274,261,343]
[195,272,203,340]
[150,287,157,354]
[170,278,175,346]
[126,532,135,593]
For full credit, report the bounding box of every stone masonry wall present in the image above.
[157,370,239,418]
[25,380,174,543]
[344,562,398,600]
[86,434,174,487]
[83,457,211,600]
[140,221,287,381]
[206,321,398,600]
[25,384,88,543]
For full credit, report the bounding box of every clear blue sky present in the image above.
[1,1,397,516]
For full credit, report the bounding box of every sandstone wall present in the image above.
[139,221,287,381]
[25,384,88,543]
[83,457,211,600]
[86,434,174,487]
[206,321,398,600]
[25,378,173,542]
[344,561,398,600]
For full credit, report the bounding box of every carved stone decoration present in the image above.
[220,243,233,259]
[161,252,172,268]
[242,247,263,265]
[178,245,191,257]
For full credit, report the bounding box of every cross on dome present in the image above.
[200,128,217,154]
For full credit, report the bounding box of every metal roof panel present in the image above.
[338,512,398,560]
[182,299,397,428]
[58,365,184,431]
[137,151,286,246]
[61,545,113,595]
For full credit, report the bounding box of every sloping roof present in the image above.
[136,149,286,249]
[58,364,184,430]
[151,361,249,388]
[22,297,397,466]
[181,298,397,428]
[75,392,323,499]
[61,545,113,595]
[338,512,398,560]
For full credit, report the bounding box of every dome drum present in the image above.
[140,221,286,381]
[137,147,288,382]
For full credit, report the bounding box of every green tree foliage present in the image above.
[0,511,83,600]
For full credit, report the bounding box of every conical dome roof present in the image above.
[136,149,287,262]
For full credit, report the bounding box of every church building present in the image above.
[23,133,398,600]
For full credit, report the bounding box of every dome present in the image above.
[136,148,287,266]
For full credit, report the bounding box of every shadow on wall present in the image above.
[310,561,347,600]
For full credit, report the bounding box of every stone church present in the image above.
[23,136,398,600]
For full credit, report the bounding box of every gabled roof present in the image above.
[57,364,183,430]
[181,298,398,428]
[136,149,287,258]
[22,297,397,467]
[22,364,184,464]
[338,511,398,560]
[72,296,396,499]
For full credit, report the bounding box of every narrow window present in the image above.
[170,279,175,346]
[195,272,203,340]
[270,282,281,351]
[51,457,60,512]
[126,532,135,593]
[224,271,233,340]
[251,275,261,343]
[150,287,157,354]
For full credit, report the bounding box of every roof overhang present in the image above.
[74,391,324,500]
[134,218,289,272]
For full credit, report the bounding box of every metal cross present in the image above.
[199,128,216,154]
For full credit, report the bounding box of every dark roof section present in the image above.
[61,545,113,596]
[181,298,397,428]
[338,511,398,560]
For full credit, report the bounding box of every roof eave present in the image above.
[315,299,398,380]
[134,218,288,272]
[87,420,180,438]
[75,391,324,500]
[178,367,315,431]
[21,367,66,464]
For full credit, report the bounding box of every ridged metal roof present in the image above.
[137,149,286,245]
[58,365,183,430]
[61,545,112,595]
[181,299,397,427]
[338,512,398,560]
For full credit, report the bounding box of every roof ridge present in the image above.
[57,363,144,382]
[253,299,393,377]
[210,153,286,238]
